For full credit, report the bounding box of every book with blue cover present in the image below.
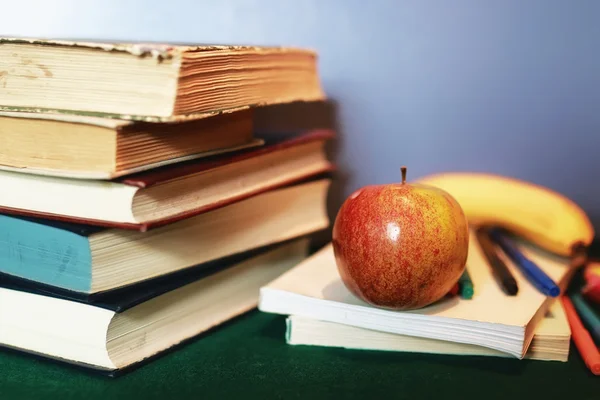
[0,178,331,294]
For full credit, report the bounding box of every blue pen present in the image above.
[488,229,560,297]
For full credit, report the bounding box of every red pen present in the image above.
[561,296,600,375]
[448,283,459,297]
[584,268,600,285]
[582,268,600,305]
[582,279,600,305]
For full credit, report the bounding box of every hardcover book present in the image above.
[0,38,324,120]
[0,238,310,374]
[0,130,334,229]
[0,109,260,179]
[0,178,331,294]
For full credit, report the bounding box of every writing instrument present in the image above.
[571,293,600,344]
[448,283,459,297]
[561,296,600,375]
[584,268,600,286]
[582,279,600,305]
[584,264,600,281]
[458,268,474,299]
[475,227,518,295]
[489,228,560,297]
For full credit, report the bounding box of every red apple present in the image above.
[332,167,469,310]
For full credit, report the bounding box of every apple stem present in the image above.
[401,166,407,184]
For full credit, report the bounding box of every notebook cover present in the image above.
[0,130,335,231]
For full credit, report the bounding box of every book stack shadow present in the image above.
[0,38,336,375]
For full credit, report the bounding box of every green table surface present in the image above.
[1,310,597,399]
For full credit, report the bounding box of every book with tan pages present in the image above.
[0,109,261,179]
[286,300,571,362]
[0,238,311,374]
[0,130,334,229]
[258,230,577,358]
[0,178,331,295]
[0,38,324,121]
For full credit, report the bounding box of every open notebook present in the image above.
[286,300,571,362]
[258,230,576,358]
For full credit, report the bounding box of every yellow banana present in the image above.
[415,172,594,257]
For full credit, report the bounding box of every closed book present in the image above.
[258,231,577,358]
[286,300,571,362]
[0,108,261,179]
[0,238,310,374]
[0,178,331,294]
[0,38,324,120]
[0,129,333,229]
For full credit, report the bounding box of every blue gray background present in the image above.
[3,0,600,229]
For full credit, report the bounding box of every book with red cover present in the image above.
[0,129,334,230]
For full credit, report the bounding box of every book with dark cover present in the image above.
[0,238,312,376]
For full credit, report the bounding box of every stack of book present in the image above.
[0,38,335,374]
[259,229,575,362]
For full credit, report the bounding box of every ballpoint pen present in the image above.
[475,227,518,295]
[488,228,560,297]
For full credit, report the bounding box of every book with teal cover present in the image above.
[0,176,332,295]
[0,238,283,310]
[0,215,96,293]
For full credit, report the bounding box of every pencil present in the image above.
[475,227,518,295]
[561,296,600,375]
[458,268,474,299]
[489,228,560,297]
[571,292,600,344]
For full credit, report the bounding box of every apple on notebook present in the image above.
[332,167,469,310]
